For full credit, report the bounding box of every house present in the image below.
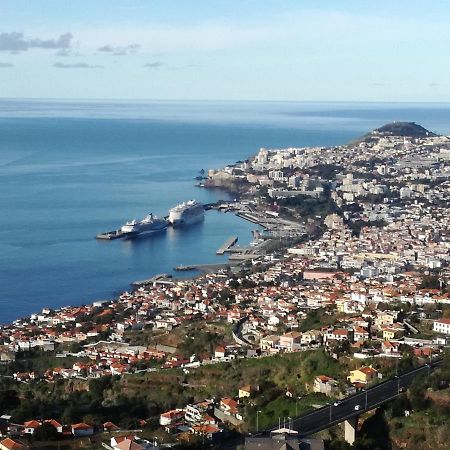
[0,438,27,450]
[113,438,145,450]
[44,420,63,434]
[347,366,378,384]
[301,330,322,345]
[382,326,404,340]
[191,424,222,441]
[278,332,302,352]
[214,345,226,359]
[245,428,324,450]
[71,423,94,437]
[238,385,254,398]
[103,422,120,432]
[260,335,280,352]
[0,347,15,363]
[159,409,185,426]
[313,375,339,397]
[353,326,369,342]
[185,400,213,424]
[111,436,136,448]
[219,398,239,415]
[23,421,40,435]
[433,318,450,335]
[381,341,400,355]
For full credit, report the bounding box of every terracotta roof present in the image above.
[0,438,26,450]
[359,366,378,375]
[71,423,93,430]
[115,439,144,450]
[24,420,40,429]
[436,318,450,325]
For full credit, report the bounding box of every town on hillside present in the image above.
[2,123,450,449]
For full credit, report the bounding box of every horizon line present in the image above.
[1,97,450,105]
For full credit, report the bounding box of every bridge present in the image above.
[263,359,443,444]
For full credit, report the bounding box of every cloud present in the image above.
[0,62,14,67]
[53,62,103,69]
[143,61,164,69]
[55,48,83,57]
[98,44,140,55]
[0,32,72,52]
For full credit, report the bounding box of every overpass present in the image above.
[264,359,443,444]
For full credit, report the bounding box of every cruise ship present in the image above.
[121,213,167,236]
[168,200,205,226]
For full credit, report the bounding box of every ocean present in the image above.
[1,100,450,324]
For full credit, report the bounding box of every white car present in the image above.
[354,404,361,411]
[333,401,342,407]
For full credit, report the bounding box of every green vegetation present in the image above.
[278,196,338,219]
[328,350,450,450]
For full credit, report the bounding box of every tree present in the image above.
[34,423,59,441]
[0,389,20,410]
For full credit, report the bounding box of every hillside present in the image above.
[354,121,437,145]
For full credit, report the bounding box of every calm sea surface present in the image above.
[1,100,450,324]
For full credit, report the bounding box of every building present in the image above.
[347,366,378,384]
[159,409,185,426]
[238,385,254,398]
[23,421,40,435]
[0,438,27,450]
[71,423,94,437]
[313,375,339,397]
[245,428,324,450]
[433,318,450,335]
[278,332,302,352]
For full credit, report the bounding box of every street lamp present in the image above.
[256,410,262,433]
[365,386,368,409]
[295,396,301,416]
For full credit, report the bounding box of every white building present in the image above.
[433,318,450,335]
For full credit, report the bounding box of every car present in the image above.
[354,405,361,411]
[333,401,342,407]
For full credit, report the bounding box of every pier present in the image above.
[175,262,236,273]
[216,236,238,255]
[131,274,173,287]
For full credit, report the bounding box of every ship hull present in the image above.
[123,223,167,238]
[170,212,204,227]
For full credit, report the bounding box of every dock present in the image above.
[96,230,126,240]
[216,236,238,255]
[131,274,173,287]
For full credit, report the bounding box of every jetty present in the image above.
[131,274,172,287]
[216,236,238,255]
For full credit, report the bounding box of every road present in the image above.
[267,359,442,436]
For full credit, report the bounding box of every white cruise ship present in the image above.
[121,213,167,236]
[168,200,204,226]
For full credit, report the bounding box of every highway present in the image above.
[267,359,442,436]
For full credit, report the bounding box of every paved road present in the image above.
[268,359,442,436]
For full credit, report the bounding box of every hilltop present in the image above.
[354,121,437,145]
[374,121,436,137]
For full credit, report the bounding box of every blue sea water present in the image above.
[1,100,450,324]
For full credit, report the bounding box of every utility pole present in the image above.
[256,410,262,433]
[365,387,368,409]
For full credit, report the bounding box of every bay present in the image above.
[1,100,450,324]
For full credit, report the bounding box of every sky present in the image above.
[0,0,449,101]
